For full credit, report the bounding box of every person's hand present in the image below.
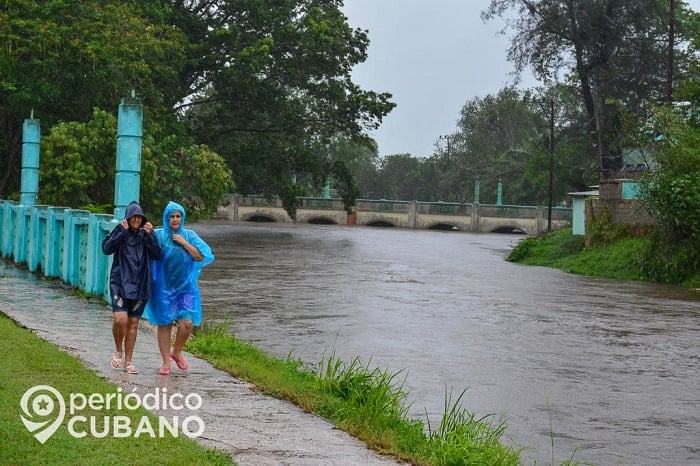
[143,221,154,234]
[172,233,185,245]
[120,219,128,229]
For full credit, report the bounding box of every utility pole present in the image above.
[547,98,554,233]
[439,134,453,161]
[667,0,675,103]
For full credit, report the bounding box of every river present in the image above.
[193,221,699,465]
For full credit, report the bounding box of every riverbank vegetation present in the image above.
[186,322,524,466]
[508,102,700,289]
[507,225,700,288]
[0,313,233,466]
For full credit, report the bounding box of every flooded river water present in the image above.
[194,221,700,465]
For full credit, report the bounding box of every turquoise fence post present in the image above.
[61,209,90,286]
[113,94,144,220]
[13,205,29,264]
[1,200,15,258]
[0,202,4,255]
[27,206,47,273]
[474,178,480,204]
[20,118,40,206]
[85,213,112,295]
[496,178,503,206]
[44,207,64,277]
[323,179,331,199]
[61,209,73,283]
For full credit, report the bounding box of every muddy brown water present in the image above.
[194,221,700,465]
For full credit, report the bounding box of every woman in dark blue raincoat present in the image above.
[102,201,162,374]
[144,201,214,375]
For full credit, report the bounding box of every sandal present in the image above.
[158,366,170,376]
[111,351,123,369]
[125,362,139,374]
[170,352,189,371]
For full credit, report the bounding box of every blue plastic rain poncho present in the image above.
[143,201,214,326]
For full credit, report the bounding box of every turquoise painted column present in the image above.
[85,213,112,295]
[13,205,29,263]
[323,179,331,199]
[20,118,40,206]
[1,200,16,258]
[496,178,503,206]
[113,95,143,220]
[27,206,46,272]
[44,207,64,277]
[474,178,480,204]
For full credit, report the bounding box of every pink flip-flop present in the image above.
[170,352,189,371]
[158,366,170,375]
[111,351,123,369]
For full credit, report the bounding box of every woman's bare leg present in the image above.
[157,324,173,369]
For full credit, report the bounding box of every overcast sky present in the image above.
[341,0,700,158]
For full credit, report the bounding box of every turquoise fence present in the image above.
[0,95,144,302]
[0,200,115,301]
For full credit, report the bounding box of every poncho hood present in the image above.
[162,201,186,236]
[125,201,147,223]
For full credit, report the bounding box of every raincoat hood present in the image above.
[125,201,147,223]
[162,201,186,236]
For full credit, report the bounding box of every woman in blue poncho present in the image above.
[144,201,214,375]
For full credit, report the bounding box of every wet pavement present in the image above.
[0,261,400,466]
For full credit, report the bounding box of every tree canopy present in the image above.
[0,0,395,217]
[482,0,700,176]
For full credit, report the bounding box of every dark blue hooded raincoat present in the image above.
[102,201,163,302]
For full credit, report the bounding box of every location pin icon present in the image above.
[20,385,66,444]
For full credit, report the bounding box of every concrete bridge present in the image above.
[216,195,572,236]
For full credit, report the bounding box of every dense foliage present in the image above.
[483,0,698,174]
[1,0,394,217]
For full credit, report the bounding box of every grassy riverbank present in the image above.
[0,313,233,466]
[0,307,524,465]
[506,226,700,288]
[186,323,524,466]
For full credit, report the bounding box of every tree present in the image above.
[325,137,380,199]
[39,109,117,208]
[482,0,699,178]
[179,0,395,216]
[39,108,232,220]
[453,87,544,204]
[0,0,189,197]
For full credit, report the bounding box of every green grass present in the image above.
[0,313,233,466]
[507,228,649,281]
[186,323,522,466]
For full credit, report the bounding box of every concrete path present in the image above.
[0,261,401,465]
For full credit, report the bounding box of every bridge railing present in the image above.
[415,201,471,216]
[232,195,350,211]
[477,204,572,221]
[299,197,347,210]
[479,204,536,218]
[356,199,411,212]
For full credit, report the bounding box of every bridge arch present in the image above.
[428,222,461,231]
[241,213,279,223]
[366,220,396,227]
[489,224,528,235]
[307,216,338,225]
